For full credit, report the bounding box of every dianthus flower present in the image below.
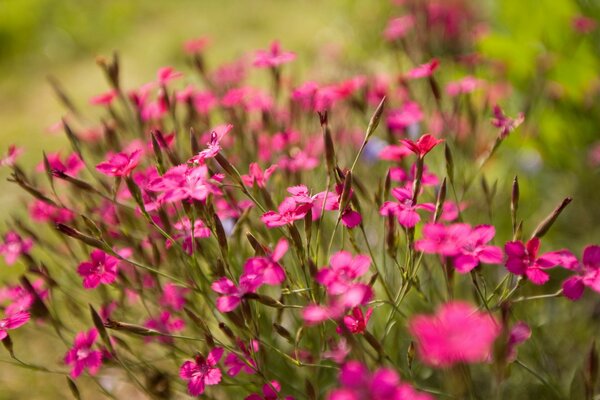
[0,231,33,266]
[253,41,296,68]
[0,310,29,340]
[179,348,223,396]
[561,245,600,300]
[77,250,119,289]
[96,149,142,177]
[64,328,103,379]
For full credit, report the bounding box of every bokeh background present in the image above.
[0,0,598,398]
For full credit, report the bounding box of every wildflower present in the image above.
[406,59,440,79]
[37,152,84,176]
[446,76,482,97]
[409,301,500,367]
[339,307,373,334]
[504,238,577,285]
[29,200,74,223]
[167,217,211,255]
[96,149,142,177]
[0,231,33,266]
[317,251,371,295]
[89,90,117,106]
[0,145,23,167]
[261,198,311,228]
[562,245,600,300]
[452,225,503,273]
[188,124,233,164]
[77,250,119,289]
[179,348,223,396]
[506,321,531,362]
[183,36,211,54]
[246,380,294,400]
[224,340,259,376]
[323,338,351,364]
[211,274,263,313]
[253,41,296,68]
[327,361,433,400]
[572,16,597,34]
[146,164,222,204]
[491,105,524,139]
[160,283,190,311]
[383,15,415,41]
[144,311,185,343]
[242,163,277,188]
[0,310,30,340]
[379,187,435,228]
[157,66,183,85]
[387,101,423,132]
[415,223,471,256]
[64,328,103,379]
[400,134,444,159]
[243,239,288,285]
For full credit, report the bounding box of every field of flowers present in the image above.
[0,0,599,399]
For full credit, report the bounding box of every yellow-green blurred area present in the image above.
[0,0,599,398]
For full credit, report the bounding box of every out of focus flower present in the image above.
[211,274,262,313]
[383,15,415,41]
[224,340,259,376]
[0,231,33,266]
[253,41,296,68]
[562,245,600,300]
[406,59,439,79]
[183,36,211,54]
[242,163,277,188]
[0,145,23,167]
[244,239,288,285]
[144,311,185,343]
[96,150,142,177]
[89,90,117,106]
[0,310,29,340]
[491,105,524,138]
[572,16,597,34]
[77,250,119,289]
[64,328,103,379]
[157,66,183,85]
[246,380,294,400]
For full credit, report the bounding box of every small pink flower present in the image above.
[144,311,185,343]
[339,307,373,334]
[96,150,142,177]
[400,134,444,159]
[0,145,23,167]
[77,250,119,289]
[387,101,423,132]
[29,200,74,224]
[244,239,288,285]
[383,15,415,41]
[409,301,500,367]
[415,223,471,256]
[179,348,223,396]
[188,124,233,164]
[504,238,577,285]
[167,217,211,255]
[446,76,482,96]
[261,198,311,228]
[572,16,597,34]
[224,339,259,376]
[246,380,294,400]
[491,105,524,139]
[406,59,440,79]
[506,321,531,362]
[37,152,84,176]
[453,225,503,273]
[0,231,33,266]
[562,245,600,300]
[317,251,371,295]
[157,66,183,85]
[211,274,263,313]
[183,36,211,54]
[160,283,190,311]
[0,310,30,340]
[242,163,277,188]
[253,41,296,68]
[64,328,103,379]
[380,187,435,228]
[89,90,117,106]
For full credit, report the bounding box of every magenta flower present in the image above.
[409,301,500,368]
[400,134,444,159]
[415,223,471,256]
[243,239,288,285]
[224,339,259,376]
[144,311,185,343]
[380,187,435,228]
[64,328,103,379]
[387,101,423,132]
[491,105,524,139]
[378,144,413,161]
[339,307,373,334]
[29,200,74,223]
[446,76,482,97]
[96,149,142,177]
[242,163,277,188]
[383,15,415,41]
[188,124,233,164]
[0,145,23,167]
[37,152,84,176]
[0,231,33,265]
[157,66,183,85]
[506,321,531,362]
[302,284,373,326]
[166,217,211,255]
[211,274,263,313]
[77,250,119,289]
[160,283,190,311]
[246,380,294,400]
[183,36,211,54]
[89,90,117,106]
[147,164,222,204]
[0,310,30,340]
[317,251,371,295]
[253,41,296,68]
[327,361,433,400]
[504,238,577,285]
[562,245,600,300]
[453,225,503,273]
[179,348,223,396]
[261,198,311,228]
[406,59,440,79]
[572,16,597,34]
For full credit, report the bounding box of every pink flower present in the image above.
[89,90,117,106]
[409,301,500,367]
[167,217,211,255]
[242,163,277,188]
[504,238,577,285]
[211,274,263,313]
[37,152,84,176]
[383,15,415,41]
[378,145,412,161]
[96,150,142,177]
[327,361,433,400]
[224,339,259,376]
[64,328,103,379]
[446,76,482,97]
[491,105,524,139]
[0,145,23,167]
[387,101,423,132]
[157,66,183,85]
[317,251,371,295]
[406,59,440,79]
[303,284,373,325]
[253,41,296,68]
[183,36,211,54]
[506,321,531,362]
[339,307,373,334]
[562,245,600,300]
[572,16,597,34]
[77,250,119,289]
[380,187,435,228]
[246,380,294,400]
[179,348,223,396]
[261,198,311,228]
[0,231,33,265]
[146,164,222,204]
[144,311,185,343]
[29,200,74,223]
[0,310,30,340]
[400,134,444,159]
[160,283,190,311]
[243,239,288,285]
[452,225,503,273]
[188,124,233,164]
[415,223,472,256]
